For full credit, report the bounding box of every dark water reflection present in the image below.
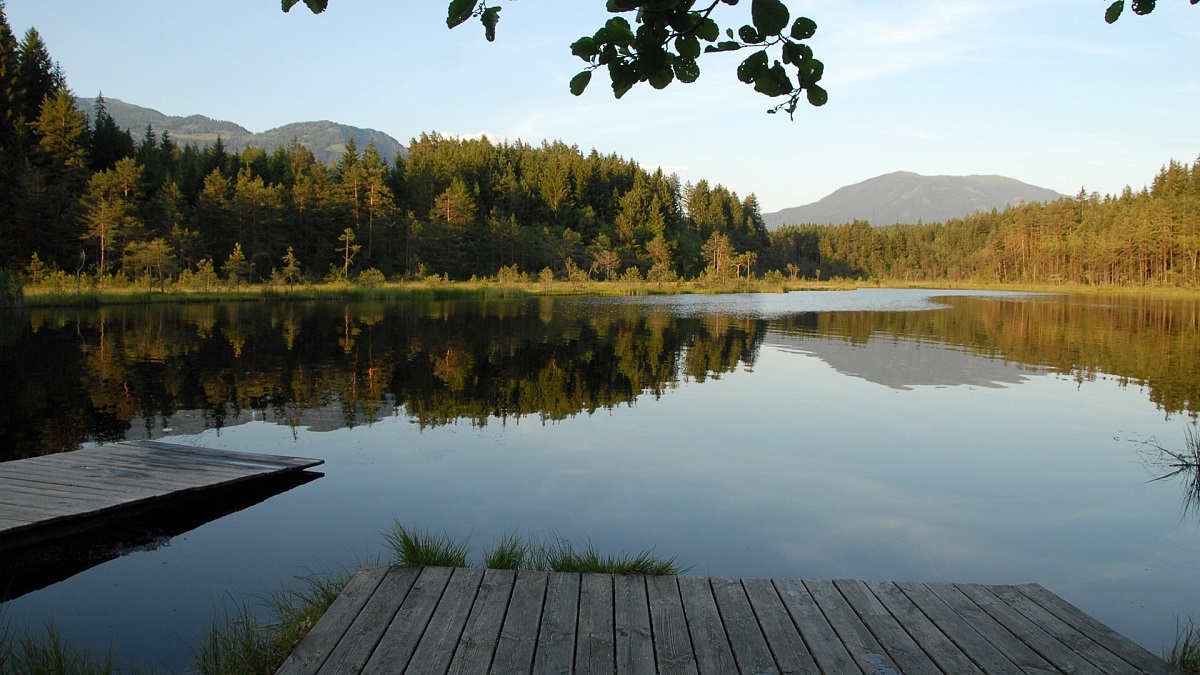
[2,292,1197,461]
[1,289,1198,669]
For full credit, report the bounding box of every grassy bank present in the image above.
[15,275,1200,308]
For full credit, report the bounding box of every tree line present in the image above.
[768,159,1200,287]
[2,5,1197,290]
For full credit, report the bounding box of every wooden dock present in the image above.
[0,440,323,555]
[278,565,1178,675]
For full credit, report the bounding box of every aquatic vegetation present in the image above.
[1168,616,1200,674]
[192,569,349,675]
[386,522,687,576]
[1142,423,1200,517]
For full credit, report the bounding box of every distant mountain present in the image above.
[75,97,406,166]
[763,172,1068,229]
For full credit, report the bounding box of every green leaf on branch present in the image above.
[572,36,600,59]
[751,0,790,36]
[737,50,769,84]
[704,41,742,53]
[790,16,817,40]
[570,70,593,96]
[675,34,701,59]
[738,25,763,44]
[673,56,700,83]
[648,64,675,90]
[781,41,812,67]
[481,6,501,41]
[282,0,327,12]
[694,18,720,42]
[806,83,828,106]
[447,0,476,28]
[1105,1,1125,23]
[1132,0,1156,15]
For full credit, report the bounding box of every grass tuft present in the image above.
[383,521,471,568]
[1,619,116,675]
[535,535,687,575]
[192,600,277,675]
[385,523,688,576]
[1168,616,1200,674]
[482,531,528,570]
[192,569,349,675]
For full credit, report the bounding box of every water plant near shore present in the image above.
[192,569,349,675]
[385,522,688,576]
[1168,616,1200,674]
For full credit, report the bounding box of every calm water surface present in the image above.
[1,289,1198,670]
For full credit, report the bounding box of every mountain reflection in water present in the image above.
[1,292,1196,462]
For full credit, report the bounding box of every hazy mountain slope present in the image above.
[764,171,1068,229]
[75,97,406,166]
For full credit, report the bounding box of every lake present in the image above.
[1,288,1198,671]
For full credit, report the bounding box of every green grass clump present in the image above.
[385,523,687,576]
[192,569,349,675]
[482,531,528,570]
[1168,616,1200,674]
[0,619,116,675]
[384,522,471,568]
[538,540,685,576]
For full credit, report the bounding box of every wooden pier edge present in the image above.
[0,440,323,554]
[278,566,1180,675]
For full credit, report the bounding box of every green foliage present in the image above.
[0,269,22,307]
[1104,0,1195,24]
[384,522,687,575]
[384,522,472,568]
[0,619,116,675]
[1168,615,1200,675]
[356,267,386,287]
[482,531,528,570]
[566,0,826,116]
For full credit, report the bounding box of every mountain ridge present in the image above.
[763,171,1068,229]
[75,96,406,166]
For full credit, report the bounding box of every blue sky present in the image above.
[7,0,1199,212]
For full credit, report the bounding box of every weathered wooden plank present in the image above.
[1015,583,1179,675]
[0,441,323,554]
[360,566,454,673]
[447,568,517,675]
[407,567,486,675]
[918,582,1059,674]
[275,565,390,675]
[988,583,1147,674]
[740,577,820,675]
[678,576,738,675]
[575,573,615,675]
[613,574,655,674]
[490,570,549,675]
[862,580,984,675]
[833,579,941,675]
[709,577,779,675]
[894,581,1029,674]
[532,571,580,675]
[275,569,1175,675]
[772,577,864,675]
[318,566,422,675]
[135,440,322,468]
[804,579,900,675]
[647,574,699,675]
[955,583,1108,675]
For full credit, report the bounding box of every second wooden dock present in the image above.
[0,440,323,554]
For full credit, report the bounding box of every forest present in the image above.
[2,7,1198,292]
